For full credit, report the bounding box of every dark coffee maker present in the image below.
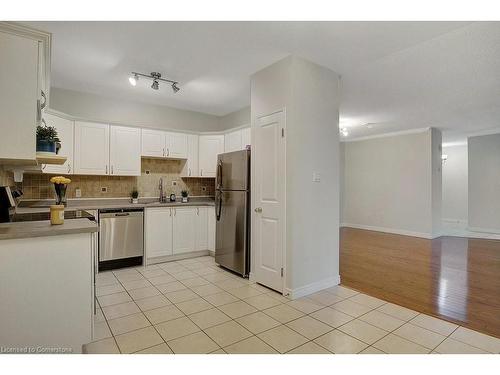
[0,186,22,222]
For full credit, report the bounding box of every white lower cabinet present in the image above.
[195,207,209,251]
[145,207,173,258]
[208,207,216,252]
[172,207,197,255]
[145,205,215,261]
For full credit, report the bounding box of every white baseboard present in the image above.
[467,226,500,235]
[285,275,340,300]
[248,272,256,283]
[341,222,434,239]
[146,250,210,266]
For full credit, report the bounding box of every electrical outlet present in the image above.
[172,180,177,186]
[145,170,151,175]
[75,188,82,198]
[101,187,107,193]
[202,186,207,192]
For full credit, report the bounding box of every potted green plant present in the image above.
[36,121,60,154]
[181,190,189,203]
[131,189,139,204]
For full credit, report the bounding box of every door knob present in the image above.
[255,207,262,213]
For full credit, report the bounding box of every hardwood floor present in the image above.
[340,227,500,338]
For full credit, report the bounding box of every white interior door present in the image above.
[253,111,286,293]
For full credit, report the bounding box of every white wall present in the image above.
[442,144,468,224]
[251,56,341,296]
[468,133,500,233]
[219,106,250,130]
[50,87,222,132]
[341,129,442,238]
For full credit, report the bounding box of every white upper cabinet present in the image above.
[145,207,173,259]
[0,23,50,164]
[74,121,110,175]
[199,135,224,177]
[241,127,251,149]
[223,127,251,153]
[41,113,74,174]
[141,129,165,158]
[195,207,209,251]
[109,125,141,176]
[172,207,197,254]
[166,132,188,159]
[181,134,199,177]
[141,129,188,159]
[224,129,243,153]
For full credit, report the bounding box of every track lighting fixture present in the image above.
[128,71,180,93]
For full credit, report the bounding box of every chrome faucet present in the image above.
[159,178,166,203]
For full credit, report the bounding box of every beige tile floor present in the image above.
[84,256,500,354]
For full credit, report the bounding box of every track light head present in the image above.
[129,73,138,86]
[151,80,159,90]
[172,83,180,93]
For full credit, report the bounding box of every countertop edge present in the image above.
[0,219,98,241]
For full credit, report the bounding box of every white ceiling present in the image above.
[25,21,500,138]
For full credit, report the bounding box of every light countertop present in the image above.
[0,218,98,240]
[16,197,215,214]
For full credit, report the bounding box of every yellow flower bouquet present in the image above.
[50,176,71,205]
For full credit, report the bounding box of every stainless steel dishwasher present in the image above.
[99,208,144,271]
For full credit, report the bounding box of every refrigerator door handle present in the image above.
[216,191,223,221]
[216,160,223,190]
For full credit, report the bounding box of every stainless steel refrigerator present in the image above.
[215,149,250,277]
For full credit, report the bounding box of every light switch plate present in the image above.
[312,172,321,182]
[75,188,82,198]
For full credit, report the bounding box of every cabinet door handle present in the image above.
[106,165,108,174]
[189,168,191,176]
[200,169,203,176]
[67,164,71,173]
[167,148,170,157]
[197,207,199,215]
[163,148,165,157]
[169,208,172,217]
[111,165,114,175]
[173,208,176,216]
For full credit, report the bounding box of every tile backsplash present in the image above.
[0,167,14,187]
[19,158,215,200]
